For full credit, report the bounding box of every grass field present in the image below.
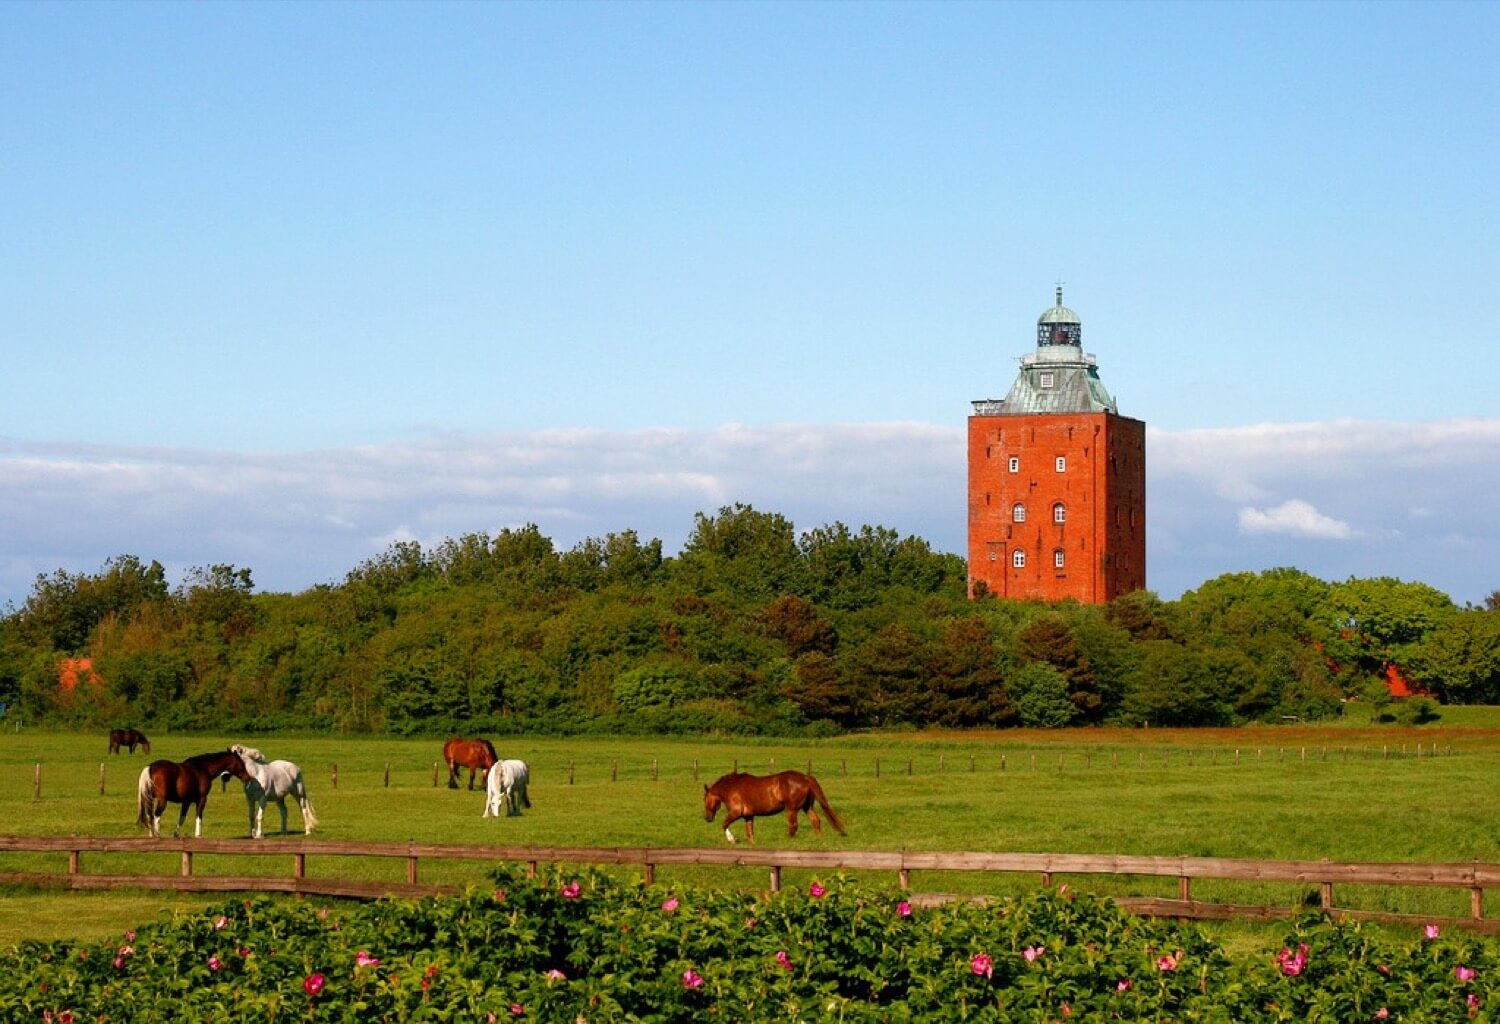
[3,714,1499,949]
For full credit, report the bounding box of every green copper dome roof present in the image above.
[1037,285,1080,326]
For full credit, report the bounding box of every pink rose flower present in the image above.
[682,968,704,989]
[1374,1010,1389,1020]
[356,951,381,968]
[1424,924,1440,940]
[897,901,912,917]
[546,969,566,981]
[1023,945,1045,962]
[561,881,581,899]
[213,915,228,930]
[970,952,994,978]
[1116,979,1132,992]
[303,973,326,997]
[809,882,826,899]
[1456,965,1476,982]
[207,956,223,972]
[775,950,794,971]
[661,897,680,913]
[510,1004,524,1016]
[1157,953,1180,972]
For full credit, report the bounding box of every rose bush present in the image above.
[0,867,1494,1021]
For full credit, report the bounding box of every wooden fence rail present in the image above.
[0,835,1495,934]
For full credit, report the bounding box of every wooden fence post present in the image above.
[612,759,618,782]
[406,842,418,885]
[99,763,106,795]
[806,758,812,775]
[1320,858,1334,910]
[907,758,913,776]
[568,761,575,785]
[383,763,390,788]
[331,764,338,790]
[1000,754,1006,771]
[692,759,698,781]
[33,764,40,800]
[769,865,782,892]
[432,762,439,787]
[652,759,658,781]
[874,757,880,779]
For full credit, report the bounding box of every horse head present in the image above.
[703,785,722,821]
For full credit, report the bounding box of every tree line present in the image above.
[1,504,1496,736]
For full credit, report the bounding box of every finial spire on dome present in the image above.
[1055,282,1064,307]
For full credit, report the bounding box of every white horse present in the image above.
[483,758,531,818]
[230,744,319,838]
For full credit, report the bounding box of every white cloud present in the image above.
[1237,500,1355,540]
[3,417,1498,609]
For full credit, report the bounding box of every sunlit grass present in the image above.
[2,721,1498,946]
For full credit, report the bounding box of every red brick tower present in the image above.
[967,288,1145,603]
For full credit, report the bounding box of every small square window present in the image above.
[1055,456,1066,472]
[1008,456,1019,473]
[1012,550,1026,568]
[1039,372,1055,389]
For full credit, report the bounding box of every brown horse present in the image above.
[109,728,151,755]
[137,750,250,838]
[443,738,498,790]
[703,770,846,844]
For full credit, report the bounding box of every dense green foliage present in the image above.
[2,507,1497,735]
[4,868,1495,1022]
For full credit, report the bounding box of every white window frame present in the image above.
[1012,550,1026,568]
[1055,456,1066,472]
[1054,549,1065,569]
[1053,503,1066,524]
[1008,456,1019,473]
[1012,503,1026,523]
[1039,371,1055,389]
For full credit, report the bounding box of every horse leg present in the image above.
[786,806,801,838]
[447,761,459,789]
[172,803,189,838]
[745,816,756,844]
[722,810,740,844]
[276,798,289,836]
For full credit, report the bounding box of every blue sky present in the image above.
[3,1,1498,609]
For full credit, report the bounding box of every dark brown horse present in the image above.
[137,750,250,838]
[109,728,150,755]
[443,738,498,790]
[703,770,846,844]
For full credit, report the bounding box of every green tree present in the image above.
[1010,662,1075,727]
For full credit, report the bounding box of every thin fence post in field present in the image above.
[568,761,575,785]
[383,763,390,788]
[769,757,775,772]
[99,763,106,796]
[432,762,439,787]
[907,758,913,776]
[1300,747,1305,762]
[692,759,698,781]
[1322,747,1327,761]
[33,764,40,800]
[1320,858,1333,910]
[733,758,738,774]
[1138,752,1144,768]
[769,865,782,893]
[652,759,658,781]
[1257,749,1263,763]
[612,759,619,782]
[805,758,812,775]
[1235,749,1240,765]
[874,757,880,779]
[1057,754,1064,774]
[1030,754,1036,772]
[1112,751,1118,769]
[938,754,944,774]
[1000,754,1006,771]
[1085,751,1092,770]
[331,764,338,790]
[969,755,975,773]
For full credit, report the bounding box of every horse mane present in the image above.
[482,739,498,760]
[231,744,267,764]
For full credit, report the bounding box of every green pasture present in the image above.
[2,720,1499,948]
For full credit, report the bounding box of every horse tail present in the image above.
[809,777,846,835]
[299,782,319,833]
[136,767,155,832]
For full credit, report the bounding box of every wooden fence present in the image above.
[0,834,1495,934]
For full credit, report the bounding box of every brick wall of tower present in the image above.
[967,411,1145,603]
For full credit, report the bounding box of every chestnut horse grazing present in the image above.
[443,738,498,790]
[109,728,150,755]
[137,750,251,838]
[703,770,846,844]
